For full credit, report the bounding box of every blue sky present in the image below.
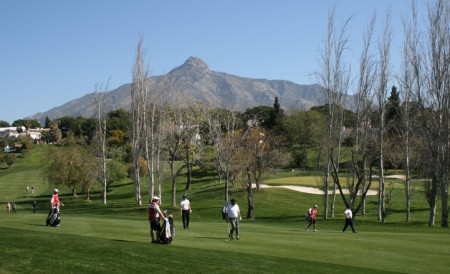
[0,0,413,124]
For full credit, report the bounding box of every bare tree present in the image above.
[142,75,167,202]
[130,38,149,205]
[316,6,352,219]
[163,104,187,207]
[235,128,287,219]
[353,13,377,215]
[235,128,264,194]
[141,79,152,202]
[375,11,392,223]
[330,150,375,219]
[245,166,254,220]
[154,102,165,202]
[158,86,202,206]
[413,0,450,227]
[143,105,155,201]
[148,76,167,202]
[93,80,110,205]
[399,2,420,222]
[207,107,245,202]
[179,101,203,191]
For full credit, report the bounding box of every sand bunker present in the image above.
[253,175,407,195]
[254,184,378,195]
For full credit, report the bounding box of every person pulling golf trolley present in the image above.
[148,196,174,244]
[46,189,64,227]
[225,198,241,240]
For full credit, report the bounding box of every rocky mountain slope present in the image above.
[28,56,330,123]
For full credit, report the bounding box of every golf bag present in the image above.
[305,211,312,223]
[158,215,174,244]
[46,206,61,227]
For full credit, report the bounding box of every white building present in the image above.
[0,127,48,140]
[0,126,25,138]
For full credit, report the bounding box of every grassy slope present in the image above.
[0,145,449,274]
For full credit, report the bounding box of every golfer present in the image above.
[343,205,357,233]
[226,198,241,240]
[32,200,38,214]
[148,196,166,243]
[306,205,318,232]
[47,189,64,227]
[180,194,191,229]
[50,189,64,208]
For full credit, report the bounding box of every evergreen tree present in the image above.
[272,96,285,134]
[45,116,51,128]
[385,86,402,136]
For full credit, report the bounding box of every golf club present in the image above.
[226,219,231,241]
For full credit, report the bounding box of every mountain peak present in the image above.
[184,56,209,69]
[169,56,210,74]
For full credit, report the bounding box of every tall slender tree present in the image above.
[413,0,450,227]
[130,38,149,205]
[375,11,392,223]
[399,1,422,222]
[93,80,110,205]
[353,12,376,215]
[316,6,351,219]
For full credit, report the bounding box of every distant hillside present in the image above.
[28,56,334,123]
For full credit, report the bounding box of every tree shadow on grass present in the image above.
[253,215,300,222]
[194,236,226,240]
[113,239,135,243]
[30,224,49,227]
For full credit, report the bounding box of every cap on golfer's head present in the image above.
[54,189,59,193]
[152,196,160,201]
[314,205,318,208]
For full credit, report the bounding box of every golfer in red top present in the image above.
[306,205,318,232]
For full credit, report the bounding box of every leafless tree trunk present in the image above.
[413,0,450,227]
[234,128,286,220]
[246,166,254,220]
[152,77,167,203]
[143,76,166,201]
[142,91,151,203]
[375,11,392,223]
[155,126,163,202]
[145,103,155,200]
[162,90,201,206]
[354,13,376,215]
[130,38,149,205]
[181,102,203,191]
[164,104,184,207]
[316,6,351,219]
[400,3,420,222]
[330,150,374,218]
[94,80,110,205]
[207,107,244,202]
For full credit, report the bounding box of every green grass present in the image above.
[0,145,449,274]
[264,175,323,187]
